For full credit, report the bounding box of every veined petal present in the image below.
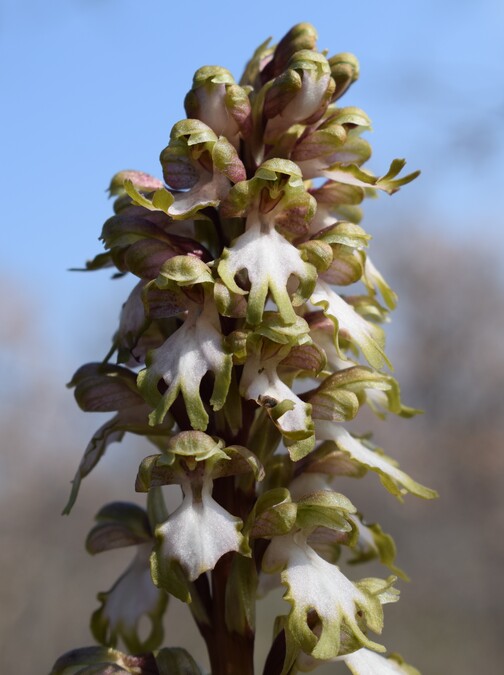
[156,475,244,581]
[311,280,389,370]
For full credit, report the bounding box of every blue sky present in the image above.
[1,0,503,375]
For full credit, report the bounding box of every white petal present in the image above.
[342,648,415,674]
[219,213,314,324]
[158,479,243,580]
[103,544,160,632]
[311,280,388,369]
[241,355,311,436]
[315,423,436,499]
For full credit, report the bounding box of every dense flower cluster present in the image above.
[52,23,435,675]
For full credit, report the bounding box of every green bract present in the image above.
[54,22,434,675]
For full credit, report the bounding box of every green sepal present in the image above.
[286,433,317,462]
[323,244,364,286]
[253,313,311,346]
[291,122,348,163]
[136,432,264,491]
[239,36,273,88]
[213,368,243,437]
[263,68,302,119]
[298,239,333,272]
[155,648,203,675]
[169,118,217,146]
[224,329,249,362]
[147,486,169,532]
[328,52,360,100]
[214,279,248,317]
[309,366,404,421]
[86,502,151,554]
[248,488,298,539]
[247,408,283,466]
[296,491,356,532]
[308,381,360,423]
[316,222,369,251]
[301,443,369,479]
[141,281,188,320]
[155,255,214,287]
[267,23,318,79]
[348,294,389,325]
[330,106,371,129]
[361,254,398,310]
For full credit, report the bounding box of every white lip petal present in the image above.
[139,297,231,429]
[311,279,388,369]
[103,544,160,631]
[262,531,385,659]
[316,423,437,500]
[157,480,243,581]
[219,214,315,325]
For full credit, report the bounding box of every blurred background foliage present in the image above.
[1,1,503,673]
